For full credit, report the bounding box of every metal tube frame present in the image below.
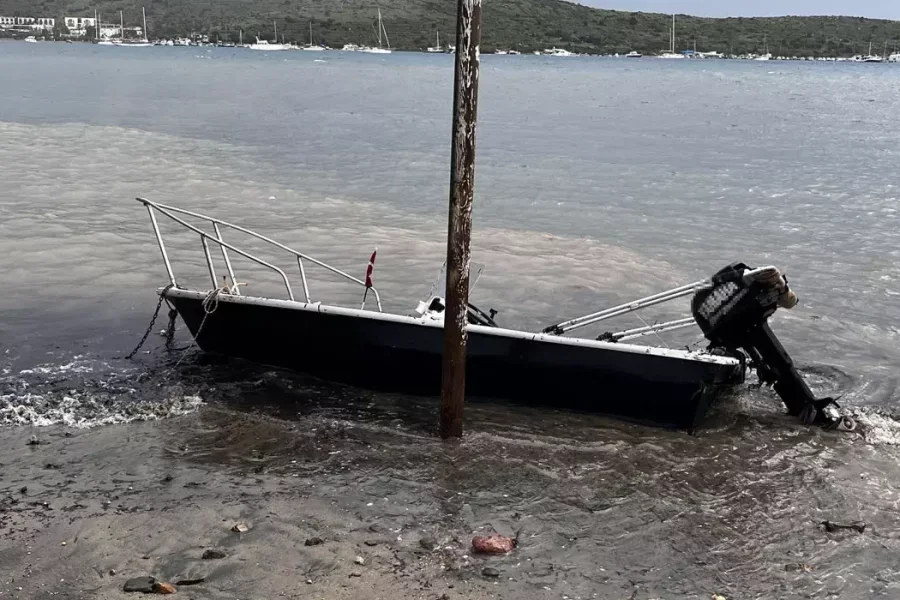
[143,202,295,301]
[146,204,176,286]
[544,281,710,335]
[137,198,381,311]
[609,318,697,342]
[213,223,240,295]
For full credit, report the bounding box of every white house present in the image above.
[7,17,55,30]
[64,16,96,36]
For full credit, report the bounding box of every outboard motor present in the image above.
[691,263,852,429]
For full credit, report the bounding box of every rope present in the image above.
[176,286,227,366]
[125,284,175,359]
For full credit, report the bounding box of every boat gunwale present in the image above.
[162,286,740,367]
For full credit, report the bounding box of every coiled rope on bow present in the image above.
[176,285,228,365]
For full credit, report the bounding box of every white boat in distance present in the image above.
[99,8,152,47]
[860,42,885,62]
[302,22,325,51]
[427,31,443,53]
[361,8,391,54]
[24,36,38,43]
[249,21,291,51]
[754,35,772,60]
[249,38,291,51]
[625,50,642,58]
[545,47,575,56]
[658,13,683,58]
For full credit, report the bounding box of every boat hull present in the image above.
[166,289,742,429]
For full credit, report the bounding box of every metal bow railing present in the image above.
[137,197,382,311]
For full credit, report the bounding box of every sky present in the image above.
[581,1,900,20]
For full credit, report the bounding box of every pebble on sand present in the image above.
[123,576,156,593]
[472,534,516,554]
[482,567,501,578]
[202,549,227,560]
[419,536,437,551]
[231,523,250,533]
[152,581,176,594]
[354,556,366,565]
[304,537,324,546]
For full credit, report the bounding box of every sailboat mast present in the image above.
[309,21,313,45]
[671,13,675,54]
[94,10,98,41]
[273,20,277,43]
[142,7,147,42]
[377,9,383,47]
[240,29,242,46]
[120,11,124,41]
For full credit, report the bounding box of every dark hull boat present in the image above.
[137,198,854,431]
[165,287,740,429]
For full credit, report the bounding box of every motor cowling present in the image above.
[691,263,850,429]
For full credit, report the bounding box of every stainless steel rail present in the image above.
[137,197,383,311]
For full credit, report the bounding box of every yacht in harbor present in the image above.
[545,47,575,57]
[361,9,391,54]
[625,50,642,58]
[360,8,391,54]
[302,22,325,51]
[754,35,772,60]
[657,13,683,58]
[249,21,291,51]
[427,31,443,53]
[860,42,885,62]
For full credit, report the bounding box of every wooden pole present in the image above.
[440,0,482,439]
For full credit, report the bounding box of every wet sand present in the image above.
[0,411,520,600]
[3,387,899,600]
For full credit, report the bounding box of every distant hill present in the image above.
[2,0,900,55]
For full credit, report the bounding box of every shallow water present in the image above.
[2,42,900,598]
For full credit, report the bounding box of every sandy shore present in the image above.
[0,409,524,600]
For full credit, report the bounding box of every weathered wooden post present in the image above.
[440,0,483,439]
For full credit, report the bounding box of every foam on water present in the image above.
[0,358,204,428]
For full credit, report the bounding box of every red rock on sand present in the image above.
[471,534,516,554]
[152,582,176,594]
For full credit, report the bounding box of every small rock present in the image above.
[472,534,516,554]
[712,595,726,600]
[152,581,176,594]
[44,463,60,470]
[349,571,362,578]
[821,520,866,534]
[482,567,500,578]
[304,537,324,546]
[123,576,156,593]
[368,524,383,533]
[27,435,43,446]
[109,569,116,576]
[784,563,814,573]
[175,577,205,586]
[354,556,365,565]
[231,523,250,533]
[364,540,378,547]
[305,579,313,585]
[60,541,66,546]
[419,536,437,551]
[19,486,27,494]
[64,432,74,437]
[162,475,173,482]
[202,549,226,560]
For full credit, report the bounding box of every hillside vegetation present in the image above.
[3,0,900,55]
